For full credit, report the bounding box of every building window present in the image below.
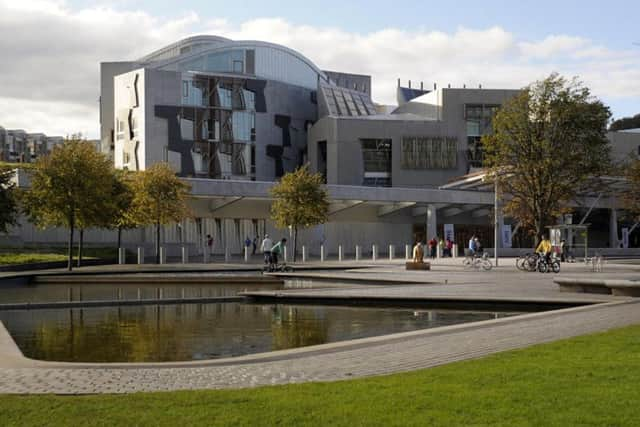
[401,137,457,169]
[465,104,499,169]
[361,139,392,186]
[233,60,244,73]
[182,81,189,98]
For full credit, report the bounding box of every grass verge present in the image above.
[1,324,639,426]
[0,247,117,265]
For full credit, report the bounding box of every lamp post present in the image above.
[494,180,499,267]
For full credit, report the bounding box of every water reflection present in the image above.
[0,304,520,363]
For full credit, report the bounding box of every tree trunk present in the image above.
[293,225,298,262]
[77,228,84,267]
[67,214,74,272]
[156,220,161,264]
[117,226,122,252]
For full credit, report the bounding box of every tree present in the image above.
[483,73,612,243]
[131,163,190,264]
[22,137,116,271]
[107,170,138,251]
[610,113,640,131]
[0,166,18,234]
[270,165,329,262]
[623,157,640,221]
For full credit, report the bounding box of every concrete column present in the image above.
[338,245,343,262]
[137,247,144,265]
[118,247,126,265]
[610,208,619,248]
[426,204,437,242]
[181,246,188,264]
[405,244,411,260]
[320,245,325,262]
[244,246,249,263]
[452,244,458,259]
[389,245,394,260]
[355,245,360,261]
[302,246,307,263]
[372,244,377,261]
[159,247,166,264]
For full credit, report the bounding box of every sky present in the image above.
[1,0,639,138]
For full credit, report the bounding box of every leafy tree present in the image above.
[270,165,329,262]
[107,170,138,251]
[0,166,18,233]
[131,163,190,264]
[483,73,612,243]
[610,113,640,131]
[22,137,116,271]
[623,157,640,221]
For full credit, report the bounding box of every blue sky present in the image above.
[1,0,638,137]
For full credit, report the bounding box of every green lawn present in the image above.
[1,325,639,426]
[0,247,118,265]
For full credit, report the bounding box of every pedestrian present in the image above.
[252,236,258,255]
[444,238,453,257]
[260,234,273,265]
[244,236,252,254]
[270,238,287,266]
[429,236,438,259]
[468,235,477,256]
[560,239,566,262]
[475,237,483,254]
[206,234,213,255]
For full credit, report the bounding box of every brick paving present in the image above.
[0,260,639,394]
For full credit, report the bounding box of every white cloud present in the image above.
[1,1,639,138]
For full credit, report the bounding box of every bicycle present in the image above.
[262,260,294,273]
[463,252,493,271]
[516,253,540,272]
[537,253,561,273]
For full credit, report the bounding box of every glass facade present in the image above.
[401,137,458,169]
[465,104,500,169]
[361,139,392,186]
[178,75,256,180]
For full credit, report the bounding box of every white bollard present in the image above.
[339,245,343,262]
[302,246,307,263]
[372,244,377,261]
[389,245,394,260]
[355,245,360,261]
[452,244,458,259]
[405,244,411,260]
[224,247,230,263]
[181,246,188,264]
[159,247,167,264]
[137,247,144,265]
[437,244,441,259]
[320,245,325,262]
[118,247,126,265]
[284,246,288,263]
[244,246,249,263]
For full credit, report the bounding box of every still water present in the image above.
[0,303,521,363]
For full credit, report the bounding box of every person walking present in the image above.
[244,236,252,256]
[444,238,453,257]
[468,235,477,256]
[270,238,287,267]
[260,234,273,265]
[252,236,258,255]
[428,236,438,259]
[206,234,213,255]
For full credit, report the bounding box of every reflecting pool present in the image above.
[0,303,522,363]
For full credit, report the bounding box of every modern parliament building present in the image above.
[96,35,640,256]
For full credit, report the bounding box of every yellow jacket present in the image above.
[536,239,552,254]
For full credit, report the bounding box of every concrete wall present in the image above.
[100,62,139,157]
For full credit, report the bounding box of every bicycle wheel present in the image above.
[482,259,493,271]
[538,261,548,273]
[463,258,473,268]
[283,265,294,272]
[551,261,560,273]
[516,257,526,271]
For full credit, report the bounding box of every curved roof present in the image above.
[139,35,328,87]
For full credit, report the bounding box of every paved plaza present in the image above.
[0,258,639,394]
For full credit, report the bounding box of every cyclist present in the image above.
[270,238,287,268]
[536,235,552,265]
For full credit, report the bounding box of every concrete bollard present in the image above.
[372,244,377,261]
[137,247,144,265]
[244,246,249,263]
[181,246,188,264]
[452,244,458,259]
[224,247,230,263]
[320,245,325,262]
[159,247,167,264]
[355,245,360,261]
[437,244,441,259]
[118,247,126,265]
[405,244,411,260]
[302,246,307,263]
[389,244,394,260]
[339,245,343,262]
